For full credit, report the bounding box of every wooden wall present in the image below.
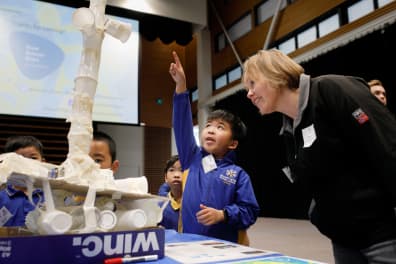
[208,0,396,96]
[210,0,346,77]
[143,126,171,194]
[139,36,197,128]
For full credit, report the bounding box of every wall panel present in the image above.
[139,37,197,128]
[210,0,347,75]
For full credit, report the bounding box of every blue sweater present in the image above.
[0,184,43,226]
[158,192,180,231]
[173,91,260,243]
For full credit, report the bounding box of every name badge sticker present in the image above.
[0,206,13,226]
[202,154,217,173]
[302,124,316,148]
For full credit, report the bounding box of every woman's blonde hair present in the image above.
[368,79,383,87]
[242,49,304,90]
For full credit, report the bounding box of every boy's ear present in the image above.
[164,173,168,182]
[111,160,120,173]
[228,139,239,150]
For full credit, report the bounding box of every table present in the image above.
[150,230,326,264]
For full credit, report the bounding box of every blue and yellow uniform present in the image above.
[159,192,180,231]
[0,184,43,226]
[173,91,260,243]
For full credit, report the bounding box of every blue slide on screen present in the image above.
[0,0,139,125]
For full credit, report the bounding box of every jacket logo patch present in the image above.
[219,169,237,185]
[352,108,369,124]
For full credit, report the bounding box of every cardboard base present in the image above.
[0,227,165,264]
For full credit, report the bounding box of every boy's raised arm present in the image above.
[170,51,197,169]
[169,51,187,94]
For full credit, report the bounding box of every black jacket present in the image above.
[283,74,396,249]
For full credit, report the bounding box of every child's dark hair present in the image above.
[207,109,247,141]
[4,135,44,156]
[93,131,117,162]
[164,155,179,173]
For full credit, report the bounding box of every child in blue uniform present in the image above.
[169,51,260,244]
[158,155,182,231]
[0,136,44,226]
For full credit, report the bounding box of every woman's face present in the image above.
[370,85,387,106]
[245,73,280,115]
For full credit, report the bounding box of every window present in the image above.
[228,14,252,42]
[347,0,374,23]
[278,37,296,54]
[318,14,340,37]
[256,0,287,25]
[216,14,252,52]
[191,88,198,102]
[273,0,383,53]
[378,0,394,7]
[228,66,242,83]
[212,65,242,90]
[215,74,227,90]
[297,26,317,48]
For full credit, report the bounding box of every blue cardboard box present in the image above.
[0,227,164,264]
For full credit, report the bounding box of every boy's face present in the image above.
[89,140,119,173]
[200,118,238,159]
[165,160,182,191]
[13,146,43,192]
[15,146,43,161]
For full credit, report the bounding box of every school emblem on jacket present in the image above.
[352,108,369,124]
[219,169,237,185]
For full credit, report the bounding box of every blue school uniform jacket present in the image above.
[0,184,43,226]
[159,192,180,231]
[173,91,260,243]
